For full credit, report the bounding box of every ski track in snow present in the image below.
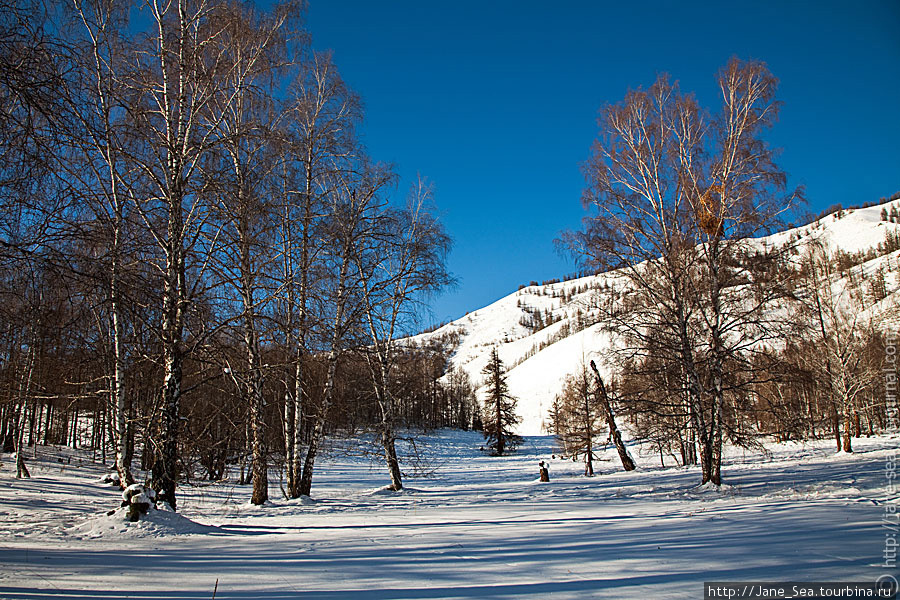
[0,430,897,599]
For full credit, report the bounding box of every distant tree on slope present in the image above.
[481,348,522,456]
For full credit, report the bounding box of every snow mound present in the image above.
[98,473,121,486]
[283,495,317,506]
[69,505,217,539]
[682,482,739,498]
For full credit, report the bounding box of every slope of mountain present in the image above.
[417,200,900,434]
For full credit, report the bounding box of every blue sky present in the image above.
[303,1,900,327]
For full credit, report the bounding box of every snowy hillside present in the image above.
[417,200,900,434]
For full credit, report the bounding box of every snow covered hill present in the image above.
[417,200,900,435]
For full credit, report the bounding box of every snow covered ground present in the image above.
[1,431,897,599]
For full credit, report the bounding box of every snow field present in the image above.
[0,430,897,599]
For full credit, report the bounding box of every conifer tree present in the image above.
[551,364,603,475]
[481,348,522,455]
[551,361,636,474]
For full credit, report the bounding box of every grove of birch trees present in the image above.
[0,0,461,506]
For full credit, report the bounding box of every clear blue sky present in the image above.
[302,0,900,327]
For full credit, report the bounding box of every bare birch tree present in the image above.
[354,178,452,490]
[122,0,267,509]
[798,240,884,453]
[278,50,361,499]
[204,1,299,505]
[566,59,800,485]
[681,59,802,483]
[296,162,394,497]
[64,0,139,488]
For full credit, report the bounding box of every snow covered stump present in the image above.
[99,472,121,486]
[539,461,550,482]
[119,484,158,522]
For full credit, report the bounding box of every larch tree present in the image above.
[445,366,479,431]
[552,363,602,475]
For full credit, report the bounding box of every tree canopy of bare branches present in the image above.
[564,58,803,485]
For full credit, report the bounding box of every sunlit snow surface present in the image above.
[1,430,897,599]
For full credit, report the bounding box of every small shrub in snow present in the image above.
[119,484,158,522]
[99,473,121,486]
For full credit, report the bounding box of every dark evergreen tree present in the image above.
[480,348,522,456]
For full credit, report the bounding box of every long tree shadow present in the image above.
[1,496,882,599]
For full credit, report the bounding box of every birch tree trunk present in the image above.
[14,329,36,479]
[282,52,360,499]
[298,236,351,498]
